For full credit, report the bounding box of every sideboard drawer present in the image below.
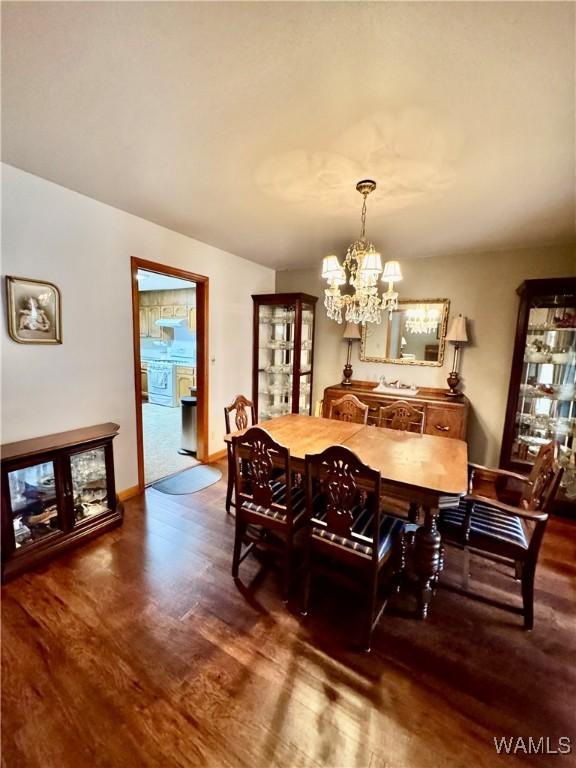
[425,406,464,439]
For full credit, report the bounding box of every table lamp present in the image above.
[446,314,469,397]
[342,322,362,386]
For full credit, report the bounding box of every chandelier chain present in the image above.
[360,192,368,240]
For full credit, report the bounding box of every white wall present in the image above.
[1,165,275,490]
[277,244,575,466]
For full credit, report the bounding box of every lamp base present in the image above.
[342,364,353,386]
[446,371,462,397]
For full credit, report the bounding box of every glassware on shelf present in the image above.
[71,448,109,523]
[8,461,60,549]
[254,295,317,421]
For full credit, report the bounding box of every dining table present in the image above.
[224,413,469,618]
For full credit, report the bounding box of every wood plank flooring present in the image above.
[2,460,575,768]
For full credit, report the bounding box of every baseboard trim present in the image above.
[207,448,227,463]
[118,485,140,501]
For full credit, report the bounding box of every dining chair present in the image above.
[377,400,425,523]
[232,426,306,600]
[303,445,405,651]
[438,442,563,629]
[328,394,369,425]
[378,400,425,433]
[224,394,256,513]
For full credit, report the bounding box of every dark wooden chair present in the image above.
[328,394,369,425]
[303,445,405,650]
[378,400,425,523]
[224,394,256,513]
[438,442,563,629]
[232,426,306,600]
[378,400,425,433]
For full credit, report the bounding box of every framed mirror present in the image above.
[360,299,450,366]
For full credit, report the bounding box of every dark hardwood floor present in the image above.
[2,459,575,768]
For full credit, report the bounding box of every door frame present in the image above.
[130,256,209,491]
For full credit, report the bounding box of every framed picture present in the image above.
[5,276,62,344]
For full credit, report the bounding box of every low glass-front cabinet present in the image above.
[501,278,576,512]
[252,293,317,421]
[1,423,122,580]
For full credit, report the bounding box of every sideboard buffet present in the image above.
[322,382,469,440]
[1,422,123,581]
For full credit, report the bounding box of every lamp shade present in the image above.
[322,255,342,279]
[446,314,468,343]
[342,322,362,340]
[382,260,403,283]
[359,250,383,277]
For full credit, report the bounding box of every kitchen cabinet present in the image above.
[148,306,161,338]
[139,308,148,337]
[501,277,576,512]
[141,363,148,400]
[176,366,196,398]
[252,293,317,421]
[1,423,123,581]
[189,308,196,332]
[160,306,174,318]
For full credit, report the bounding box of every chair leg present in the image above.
[364,570,379,652]
[522,565,535,630]
[282,536,293,603]
[225,452,234,513]
[408,502,419,523]
[462,547,470,591]
[301,538,312,616]
[232,518,245,578]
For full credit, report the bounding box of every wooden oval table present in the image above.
[225,413,469,618]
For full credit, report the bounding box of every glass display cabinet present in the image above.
[501,278,576,512]
[1,423,123,580]
[252,293,317,421]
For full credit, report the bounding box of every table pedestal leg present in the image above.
[414,504,442,619]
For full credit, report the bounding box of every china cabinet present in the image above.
[501,278,576,512]
[1,423,123,581]
[252,293,317,421]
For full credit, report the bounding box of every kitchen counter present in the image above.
[141,355,195,366]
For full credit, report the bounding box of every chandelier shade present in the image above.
[321,180,402,325]
[382,260,403,283]
[405,305,441,334]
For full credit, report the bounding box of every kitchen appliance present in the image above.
[148,360,178,407]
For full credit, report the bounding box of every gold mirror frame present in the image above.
[359,298,450,366]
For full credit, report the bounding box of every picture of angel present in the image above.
[6,276,62,344]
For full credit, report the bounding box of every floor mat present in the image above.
[152,464,222,495]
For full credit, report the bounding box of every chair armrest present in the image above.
[465,494,548,522]
[468,463,530,484]
[468,463,530,501]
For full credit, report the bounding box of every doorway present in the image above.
[131,257,208,491]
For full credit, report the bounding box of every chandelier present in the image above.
[321,180,402,325]
[405,305,441,335]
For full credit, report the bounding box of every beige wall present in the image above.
[2,165,275,491]
[277,244,575,465]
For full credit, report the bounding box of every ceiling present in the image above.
[2,2,574,270]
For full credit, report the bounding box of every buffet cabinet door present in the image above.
[1,453,68,560]
[63,441,117,529]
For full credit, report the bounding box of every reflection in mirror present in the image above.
[360,299,450,366]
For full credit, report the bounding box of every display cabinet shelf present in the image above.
[1,423,123,580]
[252,293,317,421]
[501,278,576,513]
